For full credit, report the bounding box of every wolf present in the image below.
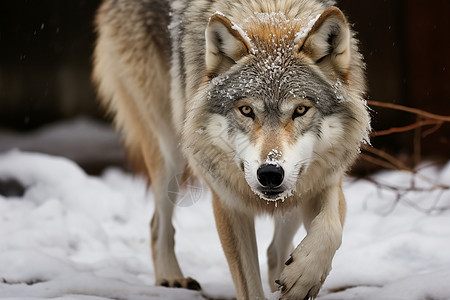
[93,0,370,298]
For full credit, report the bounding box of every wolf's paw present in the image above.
[156,277,201,290]
[276,253,331,300]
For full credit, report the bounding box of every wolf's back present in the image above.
[93,0,174,166]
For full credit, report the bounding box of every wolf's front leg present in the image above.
[278,184,346,300]
[212,192,265,300]
[145,140,201,291]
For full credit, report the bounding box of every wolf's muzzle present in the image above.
[257,164,284,188]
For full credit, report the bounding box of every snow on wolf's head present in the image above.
[186,8,370,202]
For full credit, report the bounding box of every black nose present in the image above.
[257,164,284,188]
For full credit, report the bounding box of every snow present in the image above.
[294,13,321,43]
[211,11,254,48]
[265,148,283,166]
[231,22,253,48]
[1,147,450,299]
[0,117,125,172]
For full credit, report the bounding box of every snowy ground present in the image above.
[1,124,450,299]
[0,118,126,173]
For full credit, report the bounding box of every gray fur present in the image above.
[207,58,344,117]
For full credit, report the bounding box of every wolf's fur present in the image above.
[93,0,370,298]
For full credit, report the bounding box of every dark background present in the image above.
[0,0,449,172]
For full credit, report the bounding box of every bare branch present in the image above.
[358,101,449,213]
[362,144,412,172]
[359,153,398,170]
[367,100,450,122]
[370,120,442,137]
[423,122,444,137]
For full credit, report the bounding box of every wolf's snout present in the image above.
[257,164,284,188]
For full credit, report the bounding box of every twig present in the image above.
[359,100,450,214]
[370,119,442,137]
[365,176,449,194]
[362,144,412,172]
[363,145,448,189]
[359,153,398,170]
[367,100,450,122]
[423,122,444,137]
[363,100,448,170]
[366,176,450,214]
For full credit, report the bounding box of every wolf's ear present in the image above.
[205,13,251,76]
[300,7,351,77]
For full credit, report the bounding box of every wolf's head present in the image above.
[185,7,370,202]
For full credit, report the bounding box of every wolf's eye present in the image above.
[292,105,310,119]
[239,105,255,120]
